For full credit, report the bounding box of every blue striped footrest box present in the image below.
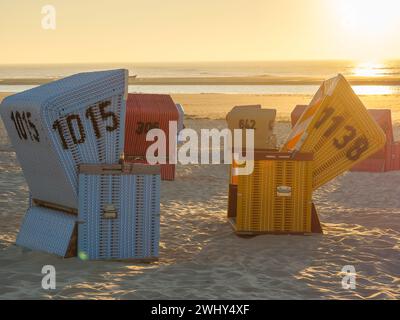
[78,163,160,261]
[16,206,77,257]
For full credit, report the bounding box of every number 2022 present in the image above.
[314,107,369,161]
[10,111,40,143]
[52,100,119,150]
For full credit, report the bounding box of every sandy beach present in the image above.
[0,92,399,300]
[172,93,400,122]
[2,91,400,122]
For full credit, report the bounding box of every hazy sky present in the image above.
[1,0,400,64]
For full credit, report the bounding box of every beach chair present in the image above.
[226,105,277,219]
[283,74,386,189]
[291,105,308,127]
[226,105,277,154]
[386,141,400,171]
[229,75,386,236]
[124,94,179,181]
[350,110,399,172]
[291,107,399,173]
[0,69,128,257]
[0,69,128,209]
[78,163,160,261]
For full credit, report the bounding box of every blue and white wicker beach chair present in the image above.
[0,69,128,209]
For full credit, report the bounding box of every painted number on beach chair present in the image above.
[85,101,119,138]
[52,100,119,150]
[10,111,40,143]
[315,106,370,161]
[239,119,256,130]
[135,122,160,135]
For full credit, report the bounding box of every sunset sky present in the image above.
[1,0,400,64]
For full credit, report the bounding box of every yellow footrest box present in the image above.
[236,152,313,234]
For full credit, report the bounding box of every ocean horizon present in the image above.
[1,61,400,95]
[1,60,400,78]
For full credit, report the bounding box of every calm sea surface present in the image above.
[1,61,400,95]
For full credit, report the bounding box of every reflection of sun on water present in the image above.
[353,85,394,95]
[352,61,396,95]
[353,62,384,77]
